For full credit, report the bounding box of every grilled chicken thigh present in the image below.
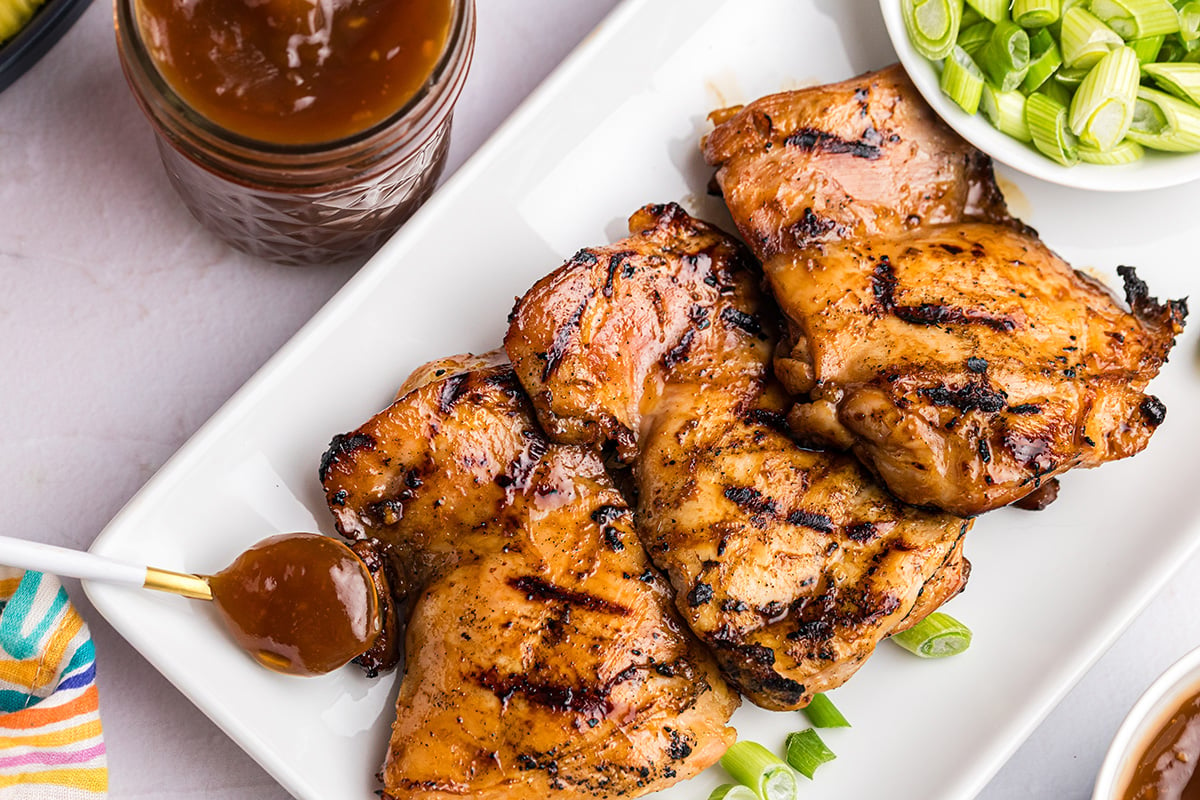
[320,353,737,799]
[506,203,970,710]
[703,65,1187,516]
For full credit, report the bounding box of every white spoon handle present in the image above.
[0,536,211,600]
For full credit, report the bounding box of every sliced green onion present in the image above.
[982,83,1034,140]
[1129,33,1167,61]
[1088,0,1181,38]
[1041,75,1076,103]
[961,4,985,26]
[720,742,799,800]
[1054,64,1093,85]
[801,693,851,729]
[1126,84,1200,149]
[966,0,1009,22]
[903,0,965,59]
[1143,61,1200,102]
[1159,35,1189,61]
[981,20,1033,89]
[958,19,997,56]
[1079,138,1147,160]
[1176,0,1200,40]
[1023,28,1065,90]
[1061,6,1125,67]
[784,730,836,780]
[941,45,987,112]
[1051,0,1091,35]
[709,785,759,800]
[1068,45,1140,149]
[1014,0,1062,26]
[890,612,975,657]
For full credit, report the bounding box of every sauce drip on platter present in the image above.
[1121,689,1200,800]
[208,533,380,676]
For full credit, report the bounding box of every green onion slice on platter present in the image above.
[708,784,759,800]
[720,742,798,800]
[1143,61,1200,104]
[981,19,1032,90]
[801,693,851,728]
[1079,138,1147,161]
[890,611,974,657]
[1089,0,1181,39]
[784,730,837,780]
[965,0,1008,23]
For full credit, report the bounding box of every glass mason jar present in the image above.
[114,0,475,266]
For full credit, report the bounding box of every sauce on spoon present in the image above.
[207,533,381,676]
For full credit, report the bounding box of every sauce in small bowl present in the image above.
[1096,646,1200,800]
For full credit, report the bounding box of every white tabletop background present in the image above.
[2,0,1198,797]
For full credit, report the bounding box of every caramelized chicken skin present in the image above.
[320,353,737,800]
[506,203,970,710]
[704,65,1187,516]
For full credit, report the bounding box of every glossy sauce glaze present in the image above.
[1122,689,1200,800]
[208,533,380,676]
[136,0,452,143]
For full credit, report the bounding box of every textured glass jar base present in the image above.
[156,115,453,266]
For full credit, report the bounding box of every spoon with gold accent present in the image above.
[0,533,383,677]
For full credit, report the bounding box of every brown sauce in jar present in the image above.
[1121,689,1200,800]
[136,0,452,144]
[208,533,380,676]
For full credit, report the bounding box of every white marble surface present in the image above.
[0,0,1197,797]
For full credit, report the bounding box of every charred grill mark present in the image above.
[846,522,878,542]
[786,509,835,534]
[477,666,618,718]
[541,294,591,382]
[319,432,376,482]
[509,575,630,616]
[687,581,714,607]
[784,127,882,160]
[978,438,992,464]
[723,486,778,517]
[744,408,790,433]
[723,486,833,533]
[720,307,762,335]
[666,729,693,761]
[1140,395,1167,427]
[918,383,1008,413]
[1008,403,1042,415]
[872,256,898,307]
[603,251,636,299]
[569,248,599,266]
[895,304,1018,331]
[436,372,470,414]
[966,357,989,373]
[937,243,965,255]
[873,255,1019,331]
[790,207,841,242]
[1118,265,1189,328]
[663,328,695,368]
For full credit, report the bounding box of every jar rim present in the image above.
[115,0,473,157]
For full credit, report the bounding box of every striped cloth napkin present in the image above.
[0,568,106,798]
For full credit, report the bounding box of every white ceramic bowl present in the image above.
[1092,644,1200,799]
[878,0,1200,191]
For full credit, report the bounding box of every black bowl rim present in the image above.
[0,0,94,94]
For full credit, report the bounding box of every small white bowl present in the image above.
[878,0,1200,191]
[1092,645,1200,799]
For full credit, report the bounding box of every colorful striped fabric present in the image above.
[0,568,106,799]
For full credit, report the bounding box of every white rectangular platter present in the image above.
[86,0,1200,798]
